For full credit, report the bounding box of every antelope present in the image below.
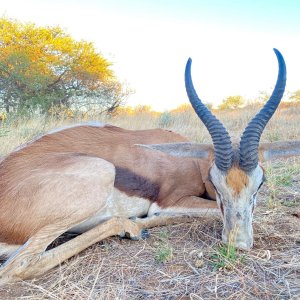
[0,49,299,285]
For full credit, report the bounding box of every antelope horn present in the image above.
[239,49,287,172]
[185,58,233,172]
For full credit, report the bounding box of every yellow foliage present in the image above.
[0,18,112,83]
[0,112,7,121]
[48,105,74,119]
[171,103,193,114]
[114,105,159,117]
[114,106,135,116]
[219,95,244,110]
[0,17,115,113]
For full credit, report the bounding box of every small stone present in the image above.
[189,249,203,258]
[189,249,196,255]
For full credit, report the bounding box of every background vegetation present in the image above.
[0,17,130,117]
[0,17,299,123]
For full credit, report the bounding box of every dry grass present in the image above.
[1,103,299,154]
[0,103,299,299]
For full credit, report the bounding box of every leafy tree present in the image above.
[289,90,300,102]
[218,95,244,110]
[158,111,173,127]
[133,105,152,113]
[0,17,127,115]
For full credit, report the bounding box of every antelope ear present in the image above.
[259,141,300,161]
[136,142,214,159]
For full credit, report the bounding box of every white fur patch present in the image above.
[210,164,264,203]
[147,202,219,217]
[69,188,151,233]
[0,243,21,258]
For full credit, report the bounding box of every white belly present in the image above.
[70,188,151,233]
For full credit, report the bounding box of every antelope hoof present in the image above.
[0,259,28,285]
[130,229,150,241]
[141,229,150,239]
[119,228,149,241]
[129,229,150,241]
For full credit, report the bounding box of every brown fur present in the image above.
[0,124,214,244]
[226,167,249,196]
[0,153,115,244]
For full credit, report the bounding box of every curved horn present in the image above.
[185,58,233,172]
[239,49,287,172]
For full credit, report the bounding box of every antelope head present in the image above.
[185,49,286,249]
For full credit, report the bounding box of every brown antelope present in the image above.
[0,48,299,284]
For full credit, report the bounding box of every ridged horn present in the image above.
[239,49,287,172]
[185,58,233,172]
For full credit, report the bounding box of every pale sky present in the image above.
[1,0,300,111]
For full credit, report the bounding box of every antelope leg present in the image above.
[0,217,141,283]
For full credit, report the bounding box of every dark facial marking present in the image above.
[220,202,224,216]
[258,180,264,190]
[114,167,160,202]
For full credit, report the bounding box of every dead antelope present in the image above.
[0,48,299,284]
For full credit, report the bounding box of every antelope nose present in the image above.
[222,231,253,250]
